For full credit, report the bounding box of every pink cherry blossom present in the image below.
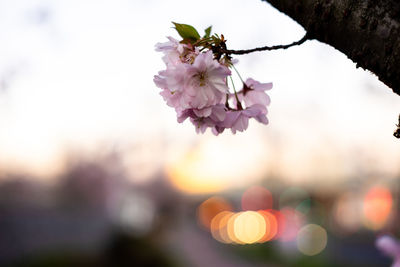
[233,78,272,108]
[155,36,185,67]
[177,104,227,135]
[184,51,231,109]
[376,235,400,267]
[154,64,189,113]
[154,33,273,135]
[154,49,230,112]
[156,36,199,67]
[222,104,268,134]
[243,78,272,106]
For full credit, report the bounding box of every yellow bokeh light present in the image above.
[165,135,269,194]
[233,211,266,244]
[218,212,235,244]
[297,224,328,256]
[227,212,244,244]
[166,148,226,194]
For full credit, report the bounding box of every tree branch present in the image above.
[224,34,309,55]
[261,0,400,96]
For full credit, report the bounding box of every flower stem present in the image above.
[229,76,242,110]
[224,79,230,109]
[232,65,244,83]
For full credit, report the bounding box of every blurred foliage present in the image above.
[228,243,335,267]
[11,232,179,267]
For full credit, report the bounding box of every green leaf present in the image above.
[204,26,212,38]
[172,22,201,42]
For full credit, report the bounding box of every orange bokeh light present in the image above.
[197,196,233,230]
[211,211,234,243]
[258,210,278,242]
[227,212,245,244]
[218,211,235,244]
[363,186,393,230]
[268,209,286,240]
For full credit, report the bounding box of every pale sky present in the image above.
[0,0,399,190]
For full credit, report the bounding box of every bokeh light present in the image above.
[118,193,156,236]
[218,211,236,244]
[208,204,312,245]
[279,207,305,242]
[268,209,287,240]
[211,211,234,243]
[211,209,287,244]
[258,210,278,242]
[165,136,269,195]
[296,198,312,215]
[296,224,328,256]
[332,192,362,234]
[227,212,244,244]
[234,211,266,244]
[363,185,393,230]
[197,196,232,230]
[279,187,310,212]
[166,147,228,194]
[241,186,273,211]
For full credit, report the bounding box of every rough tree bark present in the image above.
[261,0,400,96]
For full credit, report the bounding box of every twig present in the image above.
[394,114,400,138]
[223,33,309,55]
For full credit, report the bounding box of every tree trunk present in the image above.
[262,0,400,96]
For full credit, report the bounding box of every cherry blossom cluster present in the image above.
[154,23,272,135]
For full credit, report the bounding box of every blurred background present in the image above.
[0,0,400,266]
